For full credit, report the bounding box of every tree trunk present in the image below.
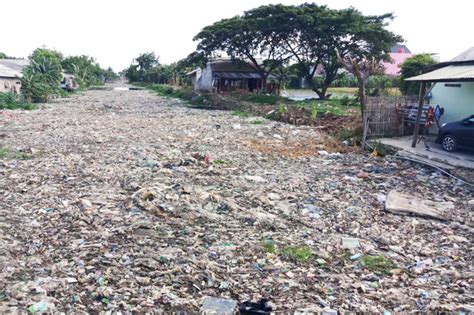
[314,86,329,100]
[260,73,268,93]
[358,80,366,122]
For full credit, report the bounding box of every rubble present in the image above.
[201,296,237,314]
[0,83,473,312]
[385,190,453,220]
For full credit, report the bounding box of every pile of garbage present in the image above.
[0,86,472,313]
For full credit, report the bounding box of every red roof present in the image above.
[383,52,414,75]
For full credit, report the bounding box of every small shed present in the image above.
[405,47,474,147]
[189,58,279,94]
[0,64,22,94]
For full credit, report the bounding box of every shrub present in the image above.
[340,95,352,106]
[337,128,354,141]
[238,93,289,105]
[0,93,35,110]
[21,48,63,102]
[62,55,105,87]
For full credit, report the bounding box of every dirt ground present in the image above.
[0,84,472,313]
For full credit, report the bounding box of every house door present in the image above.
[248,79,256,92]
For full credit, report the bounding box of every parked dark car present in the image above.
[436,114,474,152]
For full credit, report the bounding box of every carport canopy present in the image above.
[405,64,474,82]
[404,63,474,147]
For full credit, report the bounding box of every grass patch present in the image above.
[0,147,37,160]
[261,240,276,254]
[232,110,250,117]
[213,159,232,165]
[144,84,210,106]
[361,255,397,275]
[327,87,401,97]
[297,99,359,116]
[0,93,35,110]
[0,148,9,159]
[14,151,35,160]
[327,87,358,94]
[251,120,263,125]
[236,93,293,105]
[281,246,313,263]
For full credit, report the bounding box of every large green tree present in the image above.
[281,4,401,99]
[62,55,104,87]
[21,48,63,102]
[125,52,175,84]
[194,3,401,98]
[125,52,160,83]
[194,9,291,92]
[400,54,436,95]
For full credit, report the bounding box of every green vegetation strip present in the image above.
[361,255,397,275]
[0,93,35,110]
[144,84,359,118]
[0,148,37,160]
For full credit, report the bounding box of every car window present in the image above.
[469,117,474,123]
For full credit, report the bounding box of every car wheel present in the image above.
[442,134,457,152]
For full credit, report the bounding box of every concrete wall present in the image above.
[0,77,21,93]
[195,64,213,91]
[429,81,474,130]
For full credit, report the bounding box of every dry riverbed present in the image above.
[0,85,472,313]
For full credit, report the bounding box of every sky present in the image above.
[1,0,473,71]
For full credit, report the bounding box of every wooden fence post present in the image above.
[411,82,427,148]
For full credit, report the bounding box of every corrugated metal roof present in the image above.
[405,64,474,82]
[210,60,257,72]
[0,59,29,72]
[0,64,22,78]
[450,47,474,62]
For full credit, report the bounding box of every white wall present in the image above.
[429,81,474,130]
[195,64,213,91]
[0,77,21,93]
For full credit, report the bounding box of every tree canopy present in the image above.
[400,54,436,95]
[194,8,291,91]
[62,55,104,87]
[193,3,402,98]
[18,47,114,102]
[125,52,173,84]
[21,48,63,102]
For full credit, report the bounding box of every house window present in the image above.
[444,83,461,88]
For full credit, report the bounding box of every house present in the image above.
[0,58,78,92]
[382,45,414,76]
[187,58,280,94]
[0,59,29,94]
[0,64,22,94]
[405,46,474,136]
